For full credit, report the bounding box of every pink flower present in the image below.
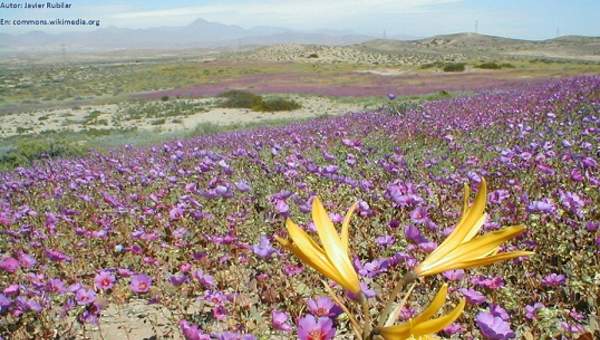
[179,320,210,340]
[541,273,566,287]
[476,311,515,339]
[443,269,465,281]
[460,288,486,305]
[130,274,152,294]
[193,270,215,289]
[271,310,292,332]
[0,257,20,273]
[297,315,335,340]
[307,296,342,318]
[75,288,96,306]
[94,271,116,291]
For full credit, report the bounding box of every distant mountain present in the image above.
[0,18,373,52]
[357,32,600,59]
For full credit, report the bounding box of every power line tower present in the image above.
[383,29,387,39]
[556,26,560,38]
[475,20,479,34]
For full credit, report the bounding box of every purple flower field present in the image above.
[0,76,599,339]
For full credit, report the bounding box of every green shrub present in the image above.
[476,62,501,69]
[443,63,466,72]
[0,139,86,170]
[254,97,301,112]
[475,62,515,69]
[419,61,445,69]
[218,90,263,109]
[218,90,301,112]
[161,95,169,101]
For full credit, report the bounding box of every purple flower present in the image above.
[460,288,486,305]
[170,273,188,286]
[130,274,152,293]
[0,257,20,273]
[471,276,505,290]
[274,200,289,215]
[95,271,116,291]
[307,296,342,318]
[212,304,227,320]
[17,252,36,269]
[47,278,66,294]
[252,235,276,258]
[235,180,251,192]
[476,311,515,339]
[525,302,544,320]
[418,241,438,253]
[169,206,184,221]
[75,288,96,306]
[541,273,566,287]
[443,269,465,281]
[405,225,427,244]
[359,281,376,298]
[45,249,71,262]
[490,304,510,321]
[179,320,210,340]
[297,315,335,340]
[375,235,395,248]
[193,270,215,289]
[489,189,510,204]
[409,207,429,224]
[271,310,292,332]
[559,191,585,217]
[443,322,464,336]
[527,199,556,214]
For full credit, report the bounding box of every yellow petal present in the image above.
[421,179,487,268]
[285,219,349,286]
[416,226,527,276]
[459,183,471,223]
[412,299,465,336]
[463,213,487,243]
[453,251,534,270]
[379,323,411,339]
[312,197,361,293]
[412,284,448,324]
[340,202,358,253]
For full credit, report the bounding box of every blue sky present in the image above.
[1,0,598,39]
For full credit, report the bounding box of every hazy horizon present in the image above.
[0,0,599,40]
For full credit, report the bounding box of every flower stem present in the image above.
[359,293,372,339]
[376,271,417,327]
[322,281,363,340]
[384,281,418,326]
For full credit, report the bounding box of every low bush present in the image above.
[0,138,86,170]
[475,62,515,69]
[218,90,302,112]
[254,98,302,112]
[443,63,466,72]
[218,90,263,109]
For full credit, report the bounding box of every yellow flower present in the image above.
[414,178,534,277]
[275,197,361,294]
[377,284,465,340]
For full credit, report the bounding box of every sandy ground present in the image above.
[79,300,182,340]
[0,96,361,139]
